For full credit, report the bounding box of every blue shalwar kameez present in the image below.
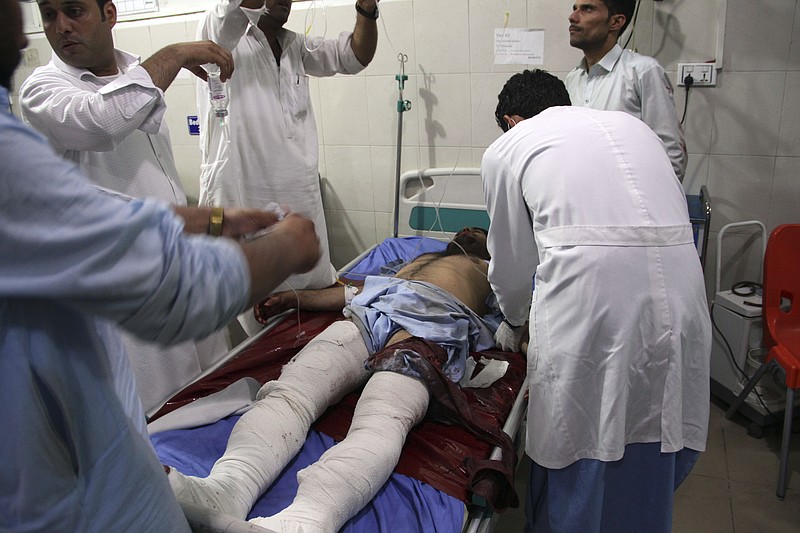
[0,87,250,532]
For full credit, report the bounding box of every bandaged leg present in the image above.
[168,320,370,519]
[250,371,430,533]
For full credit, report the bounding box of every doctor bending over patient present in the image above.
[483,69,711,533]
[19,0,238,413]
[167,228,520,533]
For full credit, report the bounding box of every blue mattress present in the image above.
[151,417,463,532]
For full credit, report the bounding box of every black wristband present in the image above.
[355,2,379,20]
[503,318,523,330]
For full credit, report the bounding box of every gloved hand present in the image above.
[495,320,525,352]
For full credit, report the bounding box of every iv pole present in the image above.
[393,53,412,238]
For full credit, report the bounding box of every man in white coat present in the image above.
[482,69,711,533]
[20,0,236,413]
[196,0,379,334]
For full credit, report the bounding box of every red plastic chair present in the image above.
[764,225,800,499]
[728,224,800,499]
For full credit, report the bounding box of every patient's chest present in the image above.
[397,256,490,314]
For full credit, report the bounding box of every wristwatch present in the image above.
[209,206,224,237]
[355,1,379,20]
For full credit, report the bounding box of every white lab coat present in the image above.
[481,106,711,469]
[197,1,365,290]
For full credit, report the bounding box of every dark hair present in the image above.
[601,0,636,35]
[444,227,490,260]
[97,0,110,20]
[495,69,571,132]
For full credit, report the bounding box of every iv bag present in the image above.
[204,64,229,118]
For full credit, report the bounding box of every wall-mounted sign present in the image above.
[187,116,200,136]
[494,28,545,65]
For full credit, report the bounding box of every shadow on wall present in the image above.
[653,9,685,67]
[418,65,445,168]
[319,175,363,270]
[718,231,765,287]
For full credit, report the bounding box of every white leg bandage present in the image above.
[250,371,430,533]
[169,320,370,520]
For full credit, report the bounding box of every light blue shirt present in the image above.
[0,86,249,531]
[565,44,686,182]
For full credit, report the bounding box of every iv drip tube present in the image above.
[393,53,412,238]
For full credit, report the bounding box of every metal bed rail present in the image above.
[462,379,529,533]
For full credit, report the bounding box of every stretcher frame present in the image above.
[150,168,529,533]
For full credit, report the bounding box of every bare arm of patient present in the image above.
[254,282,365,323]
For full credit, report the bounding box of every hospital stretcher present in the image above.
[147,169,530,533]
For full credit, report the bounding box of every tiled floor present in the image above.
[493,398,800,532]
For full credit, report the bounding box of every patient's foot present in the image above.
[166,467,251,520]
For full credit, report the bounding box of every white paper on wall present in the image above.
[494,28,544,65]
[116,0,160,16]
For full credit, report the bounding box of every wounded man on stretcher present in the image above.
[166,228,522,533]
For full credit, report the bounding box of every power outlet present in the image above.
[678,63,716,87]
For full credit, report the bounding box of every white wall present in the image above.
[13,0,800,298]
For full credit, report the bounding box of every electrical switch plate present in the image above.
[677,63,717,87]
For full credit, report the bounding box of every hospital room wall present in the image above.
[11,0,800,300]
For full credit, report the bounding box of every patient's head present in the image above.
[445,227,490,260]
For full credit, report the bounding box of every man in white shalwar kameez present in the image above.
[197,0,379,334]
[481,69,711,533]
[20,0,237,413]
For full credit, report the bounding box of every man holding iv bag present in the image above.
[196,0,379,334]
